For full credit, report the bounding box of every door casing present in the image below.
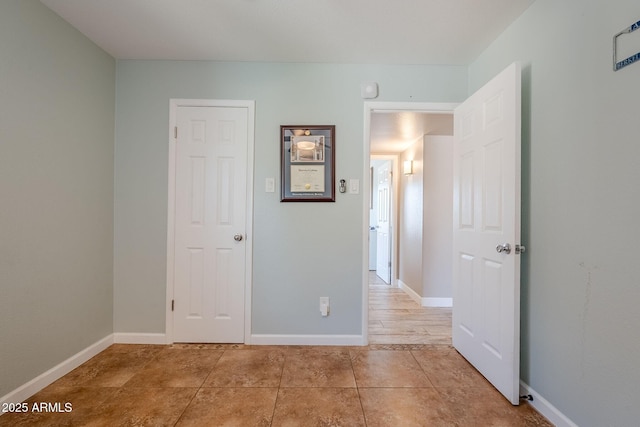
[166,98,255,344]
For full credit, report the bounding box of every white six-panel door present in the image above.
[452,63,522,404]
[172,104,250,343]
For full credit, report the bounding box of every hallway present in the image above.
[368,272,452,345]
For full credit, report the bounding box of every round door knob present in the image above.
[234,234,243,242]
[496,243,511,254]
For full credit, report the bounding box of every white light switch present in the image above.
[349,179,359,194]
[320,297,330,317]
[265,178,275,193]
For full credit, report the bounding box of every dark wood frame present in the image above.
[280,125,335,202]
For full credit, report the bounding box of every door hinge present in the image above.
[171,299,174,311]
[174,126,178,139]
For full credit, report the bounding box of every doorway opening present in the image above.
[363,102,457,345]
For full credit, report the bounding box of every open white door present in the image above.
[452,62,522,404]
[375,161,392,284]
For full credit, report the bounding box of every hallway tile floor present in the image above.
[0,344,552,426]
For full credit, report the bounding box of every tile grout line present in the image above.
[349,348,369,427]
[171,346,226,426]
[173,347,221,427]
[269,348,289,426]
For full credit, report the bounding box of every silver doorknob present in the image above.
[234,234,243,242]
[496,243,511,254]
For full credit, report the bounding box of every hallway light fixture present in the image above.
[403,160,413,175]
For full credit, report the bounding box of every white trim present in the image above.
[243,102,256,345]
[113,333,168,345]
[0,335,113,406]
[362,108,372,346]
[166,99,255,345]
[368,101,460,114]
[166,101,178,344]
[250,334,366,346]
[398,279,422,305]
[423,297,453,308]
[398,280,453,308]
[520,381,578,427]
[362,101,459,346]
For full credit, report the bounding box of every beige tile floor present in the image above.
[0,344,551,426]
[0,275,552,426]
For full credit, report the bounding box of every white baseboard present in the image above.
[398,280,453,307]
[115,332,364,347]
[113,333,168,345]
[520,381,578,427]
[398,280,422,305]
[249,334,366,346]
[0,334,114,406]
[422,297,453,307]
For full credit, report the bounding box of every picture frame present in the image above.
[281,125,335,202]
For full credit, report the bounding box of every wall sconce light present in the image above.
[403,160,414,175]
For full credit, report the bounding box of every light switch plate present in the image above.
[349,179,359,194]
[319,297,330,316]
[265,177,275,193]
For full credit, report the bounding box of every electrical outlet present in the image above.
[319,297,330,316]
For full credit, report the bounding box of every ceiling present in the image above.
[370,111,453,154]
[39,0,534,153]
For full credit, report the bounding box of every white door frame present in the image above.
[166,98,255,344]
[362,101,459,343]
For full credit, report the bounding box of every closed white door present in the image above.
[452,62,522,404]
[173,104,249,343]
[376,161,391,284]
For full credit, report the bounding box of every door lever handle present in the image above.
[496,243,511,254]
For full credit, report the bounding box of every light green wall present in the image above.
[6,1,639,422]
[469,1,640,425]
[0,0,115,397]
[6,1,638,423]
[113,61,466,334]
